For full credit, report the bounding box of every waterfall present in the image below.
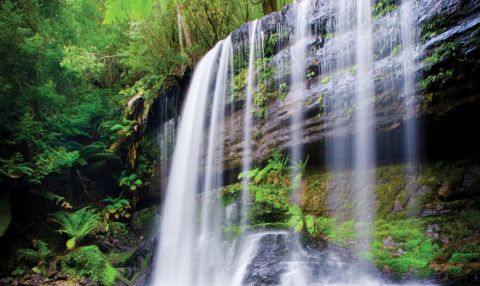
[152,40,228,285]
[400,0,420,207]
[353,0,376,250]
[197,36,232,285]
[151,0,429,285]
[241,20,261,228]
[289,0,310,201]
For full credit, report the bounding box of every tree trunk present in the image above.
[262,0,277,14]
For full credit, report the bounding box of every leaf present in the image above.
[305,215,316,235]
[66,238,76,251]
[294,220,304,232]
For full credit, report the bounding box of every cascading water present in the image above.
[289,0,310,198]
[152,41,226,285]
[400,0,420,203]
[241,20,261,228]
[152,0,431,285]
[353,0,376,250]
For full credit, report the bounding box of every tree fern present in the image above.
[51,208,100,250]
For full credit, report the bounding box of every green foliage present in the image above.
[0,153,33,180]
[368,219,441,278]
[391,44,401,57]
[0,199,11,238]
[279,82,289,97]
[102,196,131,221]
[104,222,129,239]
[118,172,143,192]
[307,71,317,81]
[372,0,397,19]
[104,0,155,24]
[51,208,101,250]
[222,183,242,206]
[421,15,447,42]
[16,240,54,274]
[60,245,121,286]
[41,192,72,209]
[31,147,80,184]
[320,75,331,84]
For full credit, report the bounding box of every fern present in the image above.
[17,240,54,274]
[51,208,100,250]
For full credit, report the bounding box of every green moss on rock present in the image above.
[60,245,121,286]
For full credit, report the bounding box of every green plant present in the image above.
[372,0,397,19]
[279,82,289,97]
[102,196,131,221]
[51,208,101,250]
[0,153,33,180]
[42,192,72,209]
[287,206,318,236]
[60,245,121,286]
[320,75,331,84]
[291,156,309,188]
[391,44,401,57]
[306,71,316,80]
[118,172,143,192]
[16,240,54,274]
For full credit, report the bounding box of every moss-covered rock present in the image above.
[60,245,122,286]
[131,206,159,238]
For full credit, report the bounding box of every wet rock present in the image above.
[244,233,289,285]
[422,204,451,217]
[127,95,145,120]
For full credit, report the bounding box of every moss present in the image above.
[368,219,441,278]
[131,206,158,238]
[107,249,135,266]
[375,165,407,218]
[60,245,121,286]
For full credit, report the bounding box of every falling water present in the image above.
[197,36,232,285]
[353,0,376,250]
[241,20,261,227]
[400,0,420,198]
[289,0,310,196]
[152,41,226,285]
[152,0,431,285]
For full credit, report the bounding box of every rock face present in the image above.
[243,232,386,285]
[220,0,480,170]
